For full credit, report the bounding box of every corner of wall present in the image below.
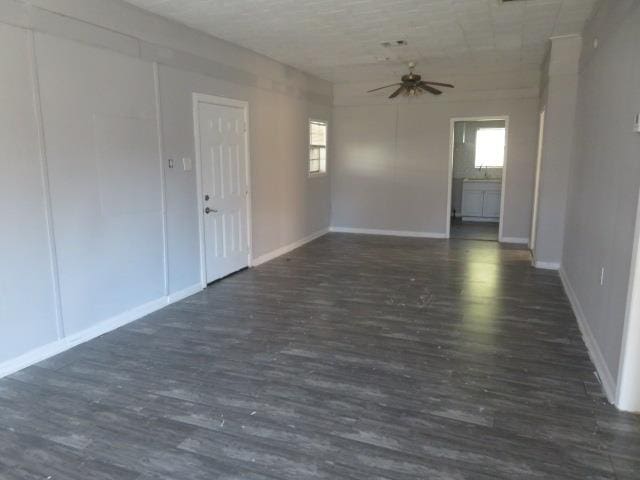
[559,267,616,403]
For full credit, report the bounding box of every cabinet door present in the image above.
[461,190,484,217]
[482,191,501,218]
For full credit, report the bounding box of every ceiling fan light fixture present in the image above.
[366,62,455,99]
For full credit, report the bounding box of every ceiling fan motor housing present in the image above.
[401,73,421,83]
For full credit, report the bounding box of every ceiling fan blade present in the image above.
[418,82,443,95]
[389,86,405,98]
[367,83,402,93]
[421,81,455,88]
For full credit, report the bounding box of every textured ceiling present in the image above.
[123,0,598,83]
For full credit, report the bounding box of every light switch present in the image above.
[182,157,193,171]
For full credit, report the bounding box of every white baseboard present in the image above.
[168,283,203,303]
[0,339,72,379]
[251,227,330,267]
[0,283,203,379]
[559,267,616,403]
[330,226,447,239]
[534,260,561,270]
[63,296,168,348]
[500,236,529,245]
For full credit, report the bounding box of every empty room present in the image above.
[2,0,640,478]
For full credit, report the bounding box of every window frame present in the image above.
[474,127,506,168]
[308,118,328,178]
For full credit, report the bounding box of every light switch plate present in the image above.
[182,157,193,171]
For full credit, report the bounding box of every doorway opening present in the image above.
[193,93,252,287]
[447,117,509,242]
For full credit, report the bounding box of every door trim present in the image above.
[446,115,511,242]
[192,93,252,288]
[530,109,545,251]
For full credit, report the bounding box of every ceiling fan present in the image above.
[367,62,454,98]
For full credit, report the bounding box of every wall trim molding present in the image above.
[559,267,616,403]
[533,260,561,270]
[500,236,529,245]
[62,296,168,348]
[167,283,203,304]
[28,28,66,340]
[0,283,203,380]
[251,227,330,267]
[0,3,332,105]
[153,61,170,298]
[330,226,447,239]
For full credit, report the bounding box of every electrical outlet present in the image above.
[182,157,192,171]
[600,267,605,286]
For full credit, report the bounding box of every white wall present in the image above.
[0,0,331,373]
[532,35,581,269]
[158,65,331,291]
[36,33,166,336]
[560,0,640,404]
[0,25,60,361]
[331,94,539,240]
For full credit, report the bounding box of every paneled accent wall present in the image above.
[331,98,538,240]
[0,1,331,374]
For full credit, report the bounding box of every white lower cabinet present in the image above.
[461,180,501,221]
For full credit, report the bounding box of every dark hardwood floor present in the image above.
[0,233,639,479]
[450,217,499,241]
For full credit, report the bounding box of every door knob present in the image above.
[204,207,218,214]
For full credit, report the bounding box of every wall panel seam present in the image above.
[26,29,65,339]
[153,62,170,297]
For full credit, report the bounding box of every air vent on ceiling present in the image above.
[380,40,408,48]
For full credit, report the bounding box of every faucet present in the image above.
[477,165,489,178]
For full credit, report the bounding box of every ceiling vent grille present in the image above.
[380,40,408,48]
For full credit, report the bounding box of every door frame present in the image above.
[192,93,253,288]
[616,184,640,412]
[530,109,545,250]
[446,115,510,242]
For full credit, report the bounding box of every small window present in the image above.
[309,120,327,176]
[475,127,505,168]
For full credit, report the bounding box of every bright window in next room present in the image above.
[475,127,506,168]
[309,120,327,176]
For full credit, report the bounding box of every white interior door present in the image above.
[197,100,249,283]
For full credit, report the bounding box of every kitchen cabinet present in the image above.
[461,179,501,221]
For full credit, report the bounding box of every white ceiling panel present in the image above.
[123,0,598,82]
